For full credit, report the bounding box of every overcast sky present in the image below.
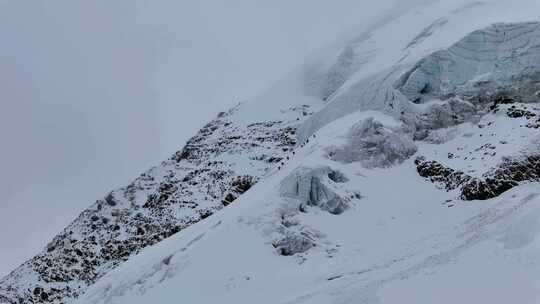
[0,0,397,277]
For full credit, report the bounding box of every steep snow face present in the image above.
[397,22,540,103]
[76,102,540,304]
[74,7,540,304]
[298,0,540,141]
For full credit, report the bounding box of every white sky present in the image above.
[0,0,396,277]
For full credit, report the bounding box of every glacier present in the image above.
[3,0,540,303]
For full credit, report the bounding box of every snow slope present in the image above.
[4,0,540,303]
[79,108,540,304]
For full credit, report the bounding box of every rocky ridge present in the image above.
[0,104,311,304]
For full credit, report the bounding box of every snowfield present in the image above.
[4,0,540,303]
[78,111,540,303]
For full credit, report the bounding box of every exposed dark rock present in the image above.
[327,170,348,183]
[231,175,256,194]
[416,155,540,201]
[136,227,145,235]
[222,193,236,206]
[507,107,536,119]
[461,155,540,200]
[199,210,213,220]
[489,93,519,111]
[415,157,471,191]
[104,193,116,206]
[40,291,49,301]
[460,178,517,200]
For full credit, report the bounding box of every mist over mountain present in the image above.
[3,0,540,303]
[0,0,392,278]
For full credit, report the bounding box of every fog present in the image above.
[0,0,396,276]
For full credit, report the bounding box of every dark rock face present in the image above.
[506,107,536,119]
[460,178,517,200]
[0,105,311,304]
[222,193,237,206]
[416,155,540,201]
[414,157,471,191]
[461,155,540,200]
[231,175,256,194]
[327,170,349,183]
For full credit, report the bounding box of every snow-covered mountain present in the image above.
[3,0,540,303]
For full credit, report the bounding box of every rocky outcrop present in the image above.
[0,105,310,304]
[415,157,472,191]
[416,155,540,201]
[461,154,540,200]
